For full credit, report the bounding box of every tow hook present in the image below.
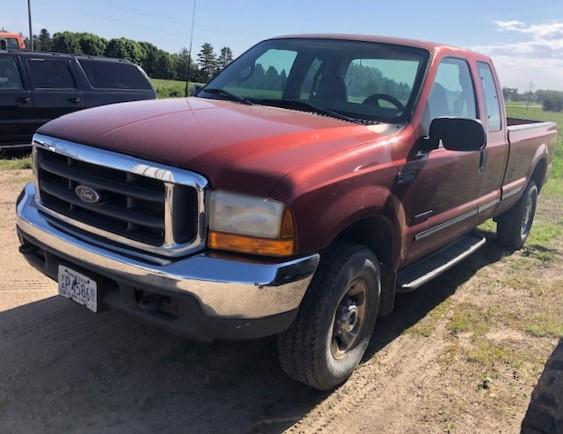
[138,294,162,312]
[19,242,39,255]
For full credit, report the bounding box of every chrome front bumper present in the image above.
[16,183,318,319]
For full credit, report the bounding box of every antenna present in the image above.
[184,0,197,97]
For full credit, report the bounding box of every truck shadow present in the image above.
[366,230,510,358]
[0,233,521,434]
[521,338,563,434]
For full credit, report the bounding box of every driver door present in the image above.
[0,55,34,147]
[407,57,483,262]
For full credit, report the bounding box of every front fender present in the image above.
[291,181,405,265]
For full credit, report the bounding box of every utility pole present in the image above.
[184,0,197,97]
[27,0,34,51]
[526,81,534,111]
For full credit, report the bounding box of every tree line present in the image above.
[503,87,563,112]
[28,29,233,83]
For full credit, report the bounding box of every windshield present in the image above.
[199,38,429,124]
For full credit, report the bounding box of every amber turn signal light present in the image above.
[208,232,295,256]
[209,208,296,257]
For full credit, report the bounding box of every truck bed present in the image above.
[507,117,557,139]
[504,117,558,195]
[507,117,547,127]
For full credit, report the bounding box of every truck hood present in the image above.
[37,97,396,196]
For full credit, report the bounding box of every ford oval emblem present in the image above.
[75,185,101,204]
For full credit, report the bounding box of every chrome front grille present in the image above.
[33,135,208,257]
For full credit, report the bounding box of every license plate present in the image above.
[58,265,98,312]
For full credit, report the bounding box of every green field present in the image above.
[151,79,204,99]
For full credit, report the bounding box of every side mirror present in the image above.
[428,117,486,152]
[193,84,204,96]
[0,39,7,52]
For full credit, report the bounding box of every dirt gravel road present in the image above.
[1,171,561,434]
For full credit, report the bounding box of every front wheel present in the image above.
[277,243,381,390]
[497,181,538,249]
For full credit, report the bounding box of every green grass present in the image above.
[0,157,32,170]
[506,105,563,124]
[505,101,542,109]
[408,299,453,337]
[527,222,563,245]
[465,339,530,371]
[527,315,563,338]
[151,79,204,99]
[448,303,492,337]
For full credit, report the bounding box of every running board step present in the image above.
[397,234,486,292]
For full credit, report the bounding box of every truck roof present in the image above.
[0,49,137,65]
[270,33,487,58]
[0,32,23,37]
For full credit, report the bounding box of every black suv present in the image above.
[0,50,156,150]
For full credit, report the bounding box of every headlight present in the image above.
[208,190,295,257]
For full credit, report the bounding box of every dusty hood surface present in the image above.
[38,97,394,196]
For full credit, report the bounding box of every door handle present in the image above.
[479,149,488,172]
[69,97,81,104]
[18,96,32,104]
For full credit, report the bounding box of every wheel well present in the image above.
[332,217,398,316]
[333,217,395,265]
[531,159,548,191]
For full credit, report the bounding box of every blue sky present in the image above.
[3,0,563,91]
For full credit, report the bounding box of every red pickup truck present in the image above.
[16,35,557,390]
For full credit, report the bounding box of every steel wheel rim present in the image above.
[521,195,533,238]
[331,278,368,360]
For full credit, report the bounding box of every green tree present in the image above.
[105,38,143,64]
[137,42,159,76]
[37,28,52,51]
[78,33,107,56]
[52,31,82,54]
[197,42,217,81]
[217,46,234,70]
[155,51,175,79]
[543,94,563,112]
[502,87,519,102]
[174,48,192,81]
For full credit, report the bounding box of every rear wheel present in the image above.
[277,243,380,390]
[497,181,538,249]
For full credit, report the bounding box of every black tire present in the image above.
[277,243,381,390]
[497,181,538,249]
[521,341,563,433]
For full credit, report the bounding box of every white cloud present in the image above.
[494,20,526,31]
[473,20,563,91]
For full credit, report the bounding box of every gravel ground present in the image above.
[1,170,561,434]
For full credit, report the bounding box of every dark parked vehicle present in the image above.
[0,50,156,150]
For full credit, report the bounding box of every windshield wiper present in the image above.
[200,88,254,105]
[256,99,365,124]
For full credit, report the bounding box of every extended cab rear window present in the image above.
[79,60,152,90]
[477,62,502,132]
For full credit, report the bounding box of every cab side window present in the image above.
[422,58,477,133]
[0,57,23,89]
[477,62,502,131]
